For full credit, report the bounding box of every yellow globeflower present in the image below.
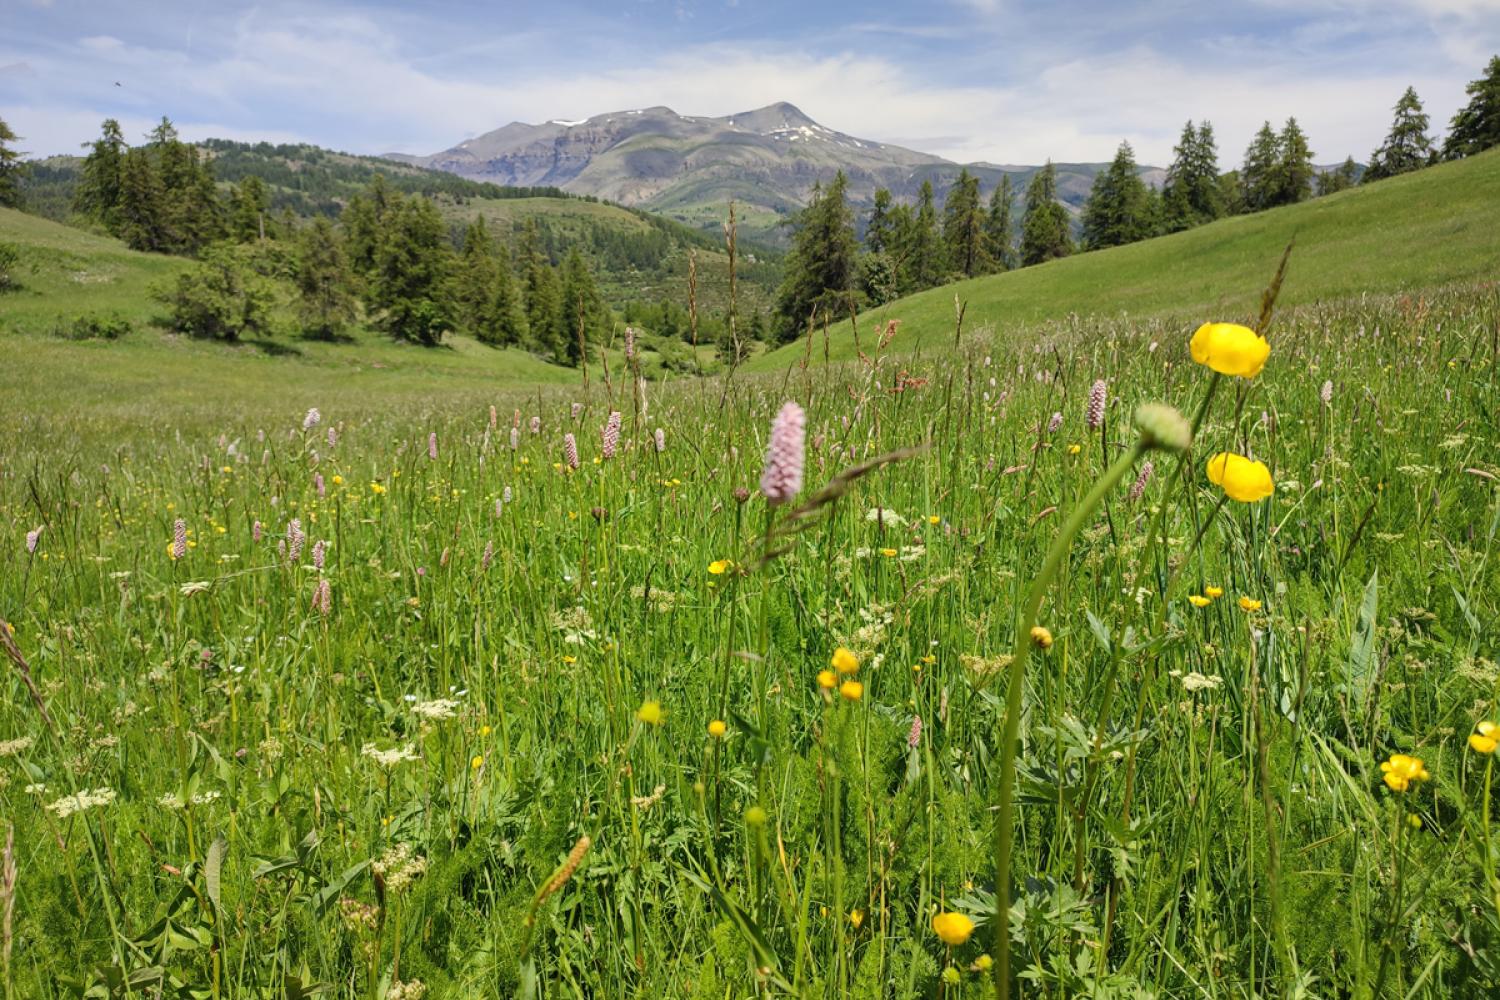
[708,719,728,738]
[839,680,864,702]
[1380,753,1430,793]
[1205,585,1224,599]
[932,911,975,946]
[832,647,860,675]
[1470,721,1499,755]
[1190,322,1270,378]
[1206,453,1275,502]
[636,700,664,726]
[1188,595,1211,608]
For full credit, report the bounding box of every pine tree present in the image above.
[1080,141,1152,250]
[74,120,129,229]
[1366,87,1434,180]
[941,169,990,278]
[558,246,608,366]
[0,117,25,209]
[1239,122,1283,213]
[1445,55,1500,159]
[1316,157,1360,196]
[452,217,502,341]
[906,179,945,290]
[1019,162,1071,266]
[229,176,276,242]
[772,172,858,342]
[294,217,356,340]
[370,196,452,345]
[116,147,169,252]
[1276,118,1315,204]
[984,176,1016,271]
[865,188,897,253]
[1162,121,1225,232]
[520,219,563,355]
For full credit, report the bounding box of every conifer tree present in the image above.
[772,171,857,342]
[1445,55,1500,159]
[451,216,503,342]
[1162,121,1224,231]
[984,175,1016,271]
[865,188,897,253]
[520,219,563,355]
[0,117,25,209]
[1316,157,1360,196]
[1276,118,1315,204]
[229,176,276,242]
[558,246,608,366]
[1366,87,1434,180]
[1019,162,1071,266]
[941,169,990,278]
[1239,122,1283,213]
[906,179,945,289]
[294,217,356,340]
[74,120,128,229]
[1080,141,1152,250]
[116,147,168,252]
[370,196,451,345]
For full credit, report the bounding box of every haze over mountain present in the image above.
[390,102,1165,244]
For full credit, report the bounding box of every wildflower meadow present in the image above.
[3,271,1500,998]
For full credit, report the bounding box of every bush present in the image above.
[52,313,132,340]
[155,242,276,340]
[0,240,19,291]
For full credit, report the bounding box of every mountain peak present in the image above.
[723,101,820,134]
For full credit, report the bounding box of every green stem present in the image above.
[992,440,1146,1000]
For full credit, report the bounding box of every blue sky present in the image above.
[3,0,1498,167]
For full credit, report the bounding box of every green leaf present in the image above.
[1346,569,1379,709]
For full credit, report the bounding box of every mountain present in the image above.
[390,102,1165,245]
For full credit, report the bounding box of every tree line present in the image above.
[771,54,1500,342]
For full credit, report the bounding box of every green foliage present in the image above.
[985,175,1017,271]
[1019,162,1072,266]
[51,312,133,340]
[1080,141,1155,251]
[293,217,356,340]
[370,196,453,345]
[0,116,25,209]
[773,171,858,342]
[941,168,991,278]
[1445,55,1500,160]
[1317,157,1361,196]
[0,239,19,290]
[1161,121,1224,233]
[1366,87,1436,181]
[155,241,277,340]
[228,175,277,243]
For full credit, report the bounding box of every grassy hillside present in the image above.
[0,207,579,425]
[750,147,1500,371]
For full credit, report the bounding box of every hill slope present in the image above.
[749,147,1500,371]
[394,102,1160,245]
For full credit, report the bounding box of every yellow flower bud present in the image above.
[1190,322,1270,378]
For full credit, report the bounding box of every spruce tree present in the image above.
[451,217,502,342]
[905,179,945,291]
[1276,118,1315,204]
[941,169,990,278]
[74,120,129,230]
[229,176,276,242]
[116,147,168,252]
[294,217,356,340]
[520,219,563,355]
[1366,87,1434,180]
[1316,157,1360,196]
[1240,122,1283,212]
[865,189,896,253]
[772,172,857,342]
[558,246,608,366]
[0,117,25,209]
[370,196,452,345]
[1019,162,1071,266]
[1445,55,1500,159]
[984,176,1015,271]
[1080,141,1152,250]
[1162,121,1225,231]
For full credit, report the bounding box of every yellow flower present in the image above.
[1206,453,1275,502]
[636,700,664,726]
[1470,721,1499,754]
[561,655,577,664]
[1205,585,1224,599]
[1238,596,1262,612]
[832,647,859,675]
[332,475,344,486]
[921,654,936,665]
[839,680,864,701]
[708,719,728,738]
[744,805,767,826]
[942,967,961,986]
[927,515,941,525]
[972,954,994,972]
[1189,322,1270,378]
[880,547,898,557]
[849,908,864,929]
[1030,626,1053,650]
[1188,595,1211,608]
[708,559,731,575]
[1380,753,1430,793]
[817,669,837,690]
[1067,444,1081,455]
[932,911,975,946]
[470,755,484,770]
[370,482,386,495]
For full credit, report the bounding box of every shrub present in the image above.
[155,242,276,340]
[52,313,133,340]
[0,240,19,290]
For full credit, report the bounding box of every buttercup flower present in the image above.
[832,647,859,675]
[817,670,837,690]
[708,719,727,738]
[1207,453,1275,502]
[1238,596,1262,612]
[1190,322,1270,378]
[839,680,864,701]
[1188,595,1211,608]
[636,700,664,726]
[932,911,975,946]
[1470,721,1499,754]
[1380,753,1430,793]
